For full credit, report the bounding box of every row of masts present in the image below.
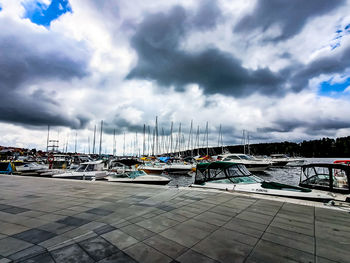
[46,117,229,156]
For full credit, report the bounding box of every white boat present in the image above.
[53,160,107,180]
[16,162,48,173]
[138,162,165,175]
[164,162,194,175]
[299,163,350,201]
[191,162,334,201]
[217,153,271,172]
[107,170,170,185]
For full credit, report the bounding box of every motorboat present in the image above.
[269,154,290,166]
[137,162,165,175]
[191,162,334,202]
[107,170,170,185]
[164,162,194,175]
[300,163,350,201]
[217,153,271,172]
[15,162,48,173]
[52,160,107,180]
[333,160,350,166]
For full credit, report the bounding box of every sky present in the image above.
[1,0,350,154]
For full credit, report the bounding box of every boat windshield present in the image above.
[300,164,350,193]
[195,162,253,184]
[76,164,88,172]
[213,175,262,184]
[236,155,253,160]
[129,170,146,178]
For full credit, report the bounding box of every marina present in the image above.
[1,174,350,263]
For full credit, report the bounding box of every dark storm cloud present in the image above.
[290,44,350,92]
[0,17,90,128]
[234,0,345,42]
[127,5,284,97]
[259,118,350,134]
[191,0,222,31]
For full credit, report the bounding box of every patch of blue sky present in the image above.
[319,77,350,97]
[22,0,72,27]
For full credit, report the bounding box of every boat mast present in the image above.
[206,121,209,156]
[92,124,96,154]
[46,125,50,153]
[74,131,77,153]
[143,124,146,156]
[147,125,151,156]
[98,120,103,156]
[88,136,90,154]
[195,125,200,156]
[155,116,159,156]
[169,121,173,155]
[188,120,193,156]
[123,132,126,156]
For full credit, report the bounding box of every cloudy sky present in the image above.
[1,0,350,154]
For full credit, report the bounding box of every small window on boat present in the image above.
[303,167,330,187]
[332,168,349,190]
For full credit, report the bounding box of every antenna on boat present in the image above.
[155,116,159,156]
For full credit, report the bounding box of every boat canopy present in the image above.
[158,157,170,163]
[195,161,251,184]
[300,163,350,193]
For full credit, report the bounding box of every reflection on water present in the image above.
[168,158,350,187]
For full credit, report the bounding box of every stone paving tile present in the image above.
[266,225,314,244]
[79,236,119,261]
[0,234,6,240]
[8,244,46,262]
[225,217,268,232]
[160,220,218,248]
[316,237,350,263]
[38,222,75,235]
[270,219,314,236]
[136,215,179,233]
[51,243,94,263]
[94,224,117,236]
[12,228,56,244]
[37,213,66,222]
[0,237,33,257]
[120,224,156,241]
[236,211,274,225]
[0,222,30,236]
[261,232,314,254]
[144,234,187,259]
[0,204,13,210]
[102,230,139,250]
[194,211,232,227]
[250,239,314,263]
[176,249,219,263]
[38,234,74,251]
[193,227,255,262]
[56,216,91,227]
[19,252,55,263]
[1,206,30,214]
[19,210,46,218]
[97,250,137,263]
[86,208,114,216]
[315,256,339,263]
[209,205,238,217]
[124,242,172,263]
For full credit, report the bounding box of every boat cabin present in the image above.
[76,161,105,172]
[300,163,350,194]
[195,161,254,184]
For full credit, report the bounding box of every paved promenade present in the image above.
[0,175,349,263]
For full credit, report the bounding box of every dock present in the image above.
[0,175,349,263]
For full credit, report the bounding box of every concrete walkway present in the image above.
[0,175,349,263]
